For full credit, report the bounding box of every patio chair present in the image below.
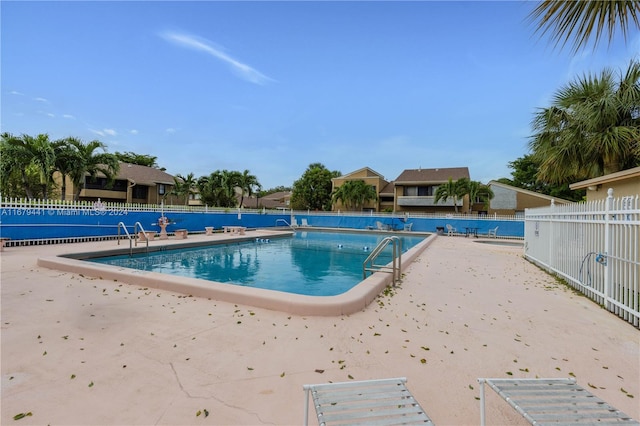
[446,224,457,236]
[487,226,498,238]
[376,221,390,231]
[291,218,299,228]
[301,218,310,227]
[304,377,434,426]
[404,222,413,231]
[478,378,639,426]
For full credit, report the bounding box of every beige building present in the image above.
[55,162,180,204]
[569,166,640,202]
[331,167,390,212]
[393,167,470,214]
[487,181,572,216]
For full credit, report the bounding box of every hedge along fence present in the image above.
[0,197,524,244]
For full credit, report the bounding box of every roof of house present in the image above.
[379,181,395,195]
[488,180,573,204]
[569,166,640,190]
[394,167,470,184]
[332,167,387,181]
[114,163,176,186]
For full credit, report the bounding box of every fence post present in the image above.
[549,199,555,270]
[604,188,614,311]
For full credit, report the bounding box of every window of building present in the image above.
[403,186,436,196]
[158,184,166,195]
[132,185,148,199]
[84,177,127,192]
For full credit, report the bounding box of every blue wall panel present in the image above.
[0,207,523,241]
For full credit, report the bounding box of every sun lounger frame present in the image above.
[303,377,433,425]
[478,377,639,425]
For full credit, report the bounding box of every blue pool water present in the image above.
[89,231,425,296]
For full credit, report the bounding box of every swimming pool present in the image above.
[38,229,437,315]
[88,231,426,296]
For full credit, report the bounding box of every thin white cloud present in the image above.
[130,129,139,135]
[34,97,49,103]
[166,128,176,133]
[63,114,75,119]
[10,91,24,96]
[103,129,117,136]
[160,31,273,85]
[46,113,55,117]
[90,129,105,137]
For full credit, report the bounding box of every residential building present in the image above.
[393,167,470,213]
[55,162,181,204]
[487,181,572,216]
[331,167,389,212]
[241,191,292,210]
[569,166,640,202]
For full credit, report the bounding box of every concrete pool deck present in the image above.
[1,232,638,425]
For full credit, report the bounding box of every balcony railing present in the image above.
[397,196,462,207]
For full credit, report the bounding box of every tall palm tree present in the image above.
[197,170,241,207]
[51,137,83,201]
[434,177,469,213]
[466,181,495,214]
[528,0,640,53]
[332,180,378,211]
[66,138,120,201]
[530,60,640,184]
[237,169,261,208]
[173,173,198,205]
[0,133,55,199]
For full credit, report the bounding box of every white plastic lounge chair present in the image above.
[446,224,457,236]
[404,222,413,231]
[487,226,498,238]
[376,221,390,231]
[301,218,310,227]
[478,378,640,426]
[304,377,434,426]
[291,218,299,228]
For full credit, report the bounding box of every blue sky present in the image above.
[2,1,638,190]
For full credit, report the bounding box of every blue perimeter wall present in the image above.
[0,207,524,240]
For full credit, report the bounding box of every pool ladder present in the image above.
[363,236,402,285]
[275,218,296,230]
[117,221,149,257]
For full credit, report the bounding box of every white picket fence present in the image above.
[524,190,639,327]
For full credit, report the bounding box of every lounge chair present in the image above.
[487,226,498,238]
[291,218,299,228]
[301,218,310,227]
[404,222,413,231]
[304,377,434,426]
[376,221,390,231]
[446,224,457,236]
[478,378,640,426]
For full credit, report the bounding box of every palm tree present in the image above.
[530,60,640,184]
[0,133,55,200]
[528,0,640,53]
[237,169,261,208]
[66,138,120,201]
[52,137,83,201]
[197,170,241,207]
[433,177,469,213]
[466,181,495,214]
[332,180,378,211]
[172,173,198,205]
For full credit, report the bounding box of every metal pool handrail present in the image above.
[117,222,133,257]
[133,221,149,253]
[275,218,296,230]
[363,236,402,285]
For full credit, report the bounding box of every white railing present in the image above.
[524,189,639,327]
